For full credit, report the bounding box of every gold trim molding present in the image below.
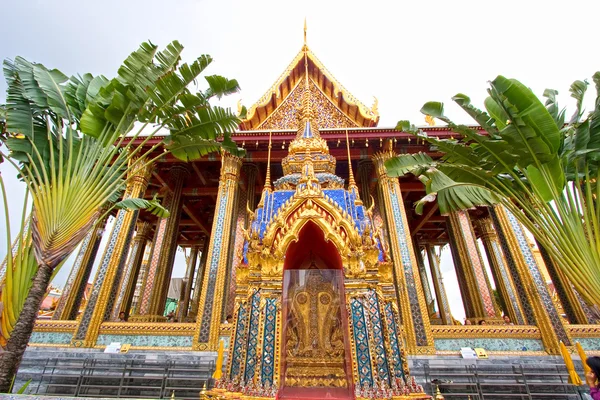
[567,325,600,338]
[98,322,196,336]
[432,325,542,339]
[34,320,78,333]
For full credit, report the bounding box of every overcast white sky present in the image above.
[1,0,599,321]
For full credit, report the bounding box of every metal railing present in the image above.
[420,363,589,400]
[20,356,215,399]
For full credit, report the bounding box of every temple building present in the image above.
[24,31,600,399]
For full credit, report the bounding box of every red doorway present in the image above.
[279,221,353,400]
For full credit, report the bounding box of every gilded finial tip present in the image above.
[304,18,307,46]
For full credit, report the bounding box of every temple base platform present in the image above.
[205,387,431,400]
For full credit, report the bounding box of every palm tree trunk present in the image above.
[0,264,53,392]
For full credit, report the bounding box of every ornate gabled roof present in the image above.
[239,45,379,130]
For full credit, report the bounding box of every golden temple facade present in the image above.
[21,29,600,400]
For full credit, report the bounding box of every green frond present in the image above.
[115,196,170,219]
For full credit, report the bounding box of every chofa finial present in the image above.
[303,18,307,47]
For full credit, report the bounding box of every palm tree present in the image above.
[385,73,600,309]
[0,40,244,391]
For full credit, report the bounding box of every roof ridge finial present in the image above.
[303,18,308,49]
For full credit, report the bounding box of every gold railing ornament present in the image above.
[577,342,591,376]
[199,381,208,400]
[212,339,225,380]
[434,385,444,400]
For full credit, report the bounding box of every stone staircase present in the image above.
[14,347,217,399]
[409,356,591,400]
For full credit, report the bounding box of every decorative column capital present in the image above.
[474,217,497,241]
[221,153,243,182]
[371,151,397,178]
[169,163,191,181]
[126,157,153,190]
[133,221,152,243]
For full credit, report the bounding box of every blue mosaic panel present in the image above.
[388,184,427,346]
[434,338,544,352]
[230,302,248,379]
[503,209,571,345]
[260,298,277,386]
[489,208,536,324]
[490,239,525,325]
[244,291,261,383]
[103,212,138,321]
[366,291,390,385]
[384,302,404,380]
[53,228,94,319]
[29,332,73,345]
[573,338,600,351]
[198,189,229,343]
[324,189,347,213]
[96,334,192,347]
[351,297,373,388]
[74,210,138,340]
[110,238,141,320]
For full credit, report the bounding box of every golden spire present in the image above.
[257,131,272,208]
[345,129,362,205]
[345,129,356,188]
[265,130,272,190]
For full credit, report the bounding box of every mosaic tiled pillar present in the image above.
[372,151,434,354]
[53,216,107,320]
[476,217,526,325]
[179,244,200,321]
[71,158,152,347]
[446,211,499,322]
[347,289,411,392]
[110,221,152,320]
[535,241,594,324]
[253,294,280,388]
[133,165,189,321]
[190,237,210,318]
[130,245,151,313]
[424,244,453,325]
[193,153,242,350]
[225,188,247,318]
[490,205,572,354]
[413,239,435,318]
[358,160,373,208]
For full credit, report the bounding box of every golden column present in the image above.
[193,153,242,350]
[490,205,572,354]
[190,237,209,318]
[53,216,107,320]
[71,158,152,347]
[446,210,500,322]
[132,164,189,321]
[179,243,201,321]
[110,221,152,320]
[475,217,526,325]
[372,150,434,354]
[413,239,435,320]
[424,244,453,325]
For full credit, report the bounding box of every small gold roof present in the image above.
[240,45,379,130]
